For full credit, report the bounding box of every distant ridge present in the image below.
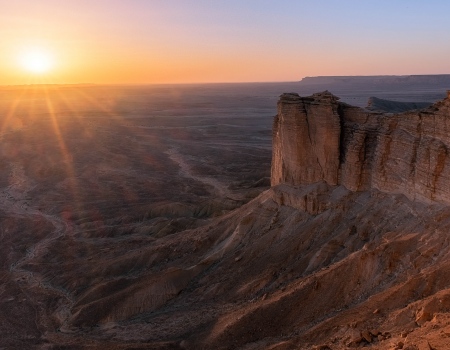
[366,96,432,113]
[300,74,450,88]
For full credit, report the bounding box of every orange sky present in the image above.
[2,1,450,85]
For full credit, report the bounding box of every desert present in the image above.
[4,1,450,348]
[1,78,450,349]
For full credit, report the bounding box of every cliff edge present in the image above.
[272,90,450,204]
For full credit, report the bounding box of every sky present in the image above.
[1,0,450,85]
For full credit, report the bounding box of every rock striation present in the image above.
[272,90,450,204]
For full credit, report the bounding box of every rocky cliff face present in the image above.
[272,90,450,204]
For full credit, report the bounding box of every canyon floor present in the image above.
[1,82,450,349]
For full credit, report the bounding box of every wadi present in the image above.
[2,79,450,350]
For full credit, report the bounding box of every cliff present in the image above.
[300,75,450,89]
[272,90,450,204]
[366,96,432,113]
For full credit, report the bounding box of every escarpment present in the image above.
[272,90,450,204]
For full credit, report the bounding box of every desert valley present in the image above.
[1,77,450,349]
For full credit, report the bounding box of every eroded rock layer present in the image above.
[272,90,450,203]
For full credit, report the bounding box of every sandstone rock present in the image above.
[346,329,363,347]
[361,329,372,342]
[272,92,341,187]
[370,329,381,336]
[415,308,433,326]
[272,91,450,205]
[312,345,332,350]
[396,341,405,349]
[403,345,419,350]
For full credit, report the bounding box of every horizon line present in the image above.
[3,73,450,88]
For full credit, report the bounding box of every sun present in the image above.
[19,48,54,75]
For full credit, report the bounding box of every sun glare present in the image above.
[19,48,54,75]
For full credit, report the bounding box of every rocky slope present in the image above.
[4,88,450,349]
[55,92,450,349]
[30,179,450,350]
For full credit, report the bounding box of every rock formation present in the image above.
[271,92,341,186]
[366,96,431,113]
[272,90,450,204]
[6,86,450,349]
[300,74,450,89]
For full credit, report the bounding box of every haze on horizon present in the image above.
[2,0,450,85]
